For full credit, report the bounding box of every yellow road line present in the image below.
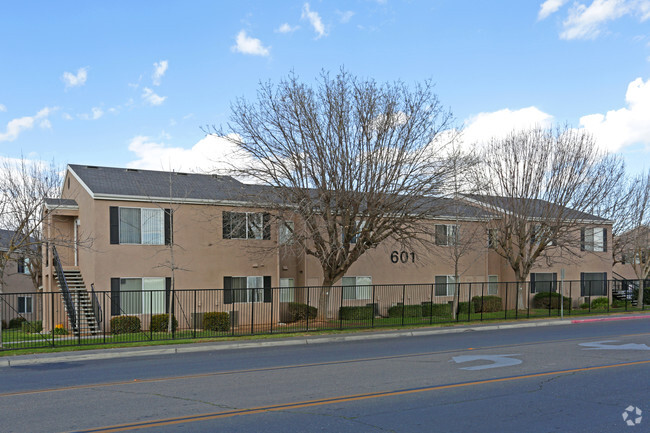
[71,359,650,432]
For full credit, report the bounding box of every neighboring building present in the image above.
[0,229,40,325]
[41,164,614,332]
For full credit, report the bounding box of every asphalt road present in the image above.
[1,319,649,432]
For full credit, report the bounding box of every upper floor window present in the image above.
[435,224,458,246]
[487,229,498,249]
[581,227,607,252]
[17,257,30,275]
[110,207,172,245]
[279,221,294,245]
[222,211,270,240]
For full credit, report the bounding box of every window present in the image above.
[350,221,365,244]
[279,278,294,302]
[531,224,556,247]
[224,276,272,304]
[222,211,270,240]
[17,257,30,275]
[110,207,171,245]
[279,221,294,245]
[488,275,498,295]
[581,272,607,296]
[581,227,607,252]
[487,229,498,249]
[111,277,168,316]
[530,273,557,294]
[18,296,32,314]
[435,224,458,246]
[435,275,456,296]
[342,276,372,300]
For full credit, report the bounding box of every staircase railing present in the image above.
[52,245,77,332]
[90,283,103,328]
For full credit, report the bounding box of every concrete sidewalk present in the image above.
[2,313,649,368]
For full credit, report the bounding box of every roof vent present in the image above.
[125,168,139,172]
[87,165,99,169]
[175,172,188,176]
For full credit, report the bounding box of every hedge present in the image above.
[388,304,422,318]
[110,315,142,334]
[339,306,373,320]
[8,317,27,329]
[457,301,475,315]
[532,292,570,309]
[21,320,43,333]
[287,302,317,322]
[471,296,503,313]
[591,297,609,309]
[203,312,230,332]
[150,314,178,332]
[421,302,452,318]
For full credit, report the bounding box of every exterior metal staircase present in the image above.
[54,269,101,336]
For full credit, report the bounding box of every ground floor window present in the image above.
[18,296,32,314]
[488,275,498,295]
[530,273,557,294]
[224,276,272,304]
[279,278,294,302]
[435,275,456,296]
[342,276,372,300]
[111,277,168,315]
[581,272,607,296]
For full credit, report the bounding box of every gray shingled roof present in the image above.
[0,229,37,251]
[69,164,251,202]
[45,198,78,208]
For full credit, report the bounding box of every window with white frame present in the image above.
[435,224,458,246]
[488,275,498,295]
[224,276,273,304]
[119,278,166,314]
[222,211,270,240]
[112,207,167,245]
[581,227,607,252]
[279,221,294,245]
[581,272,607,296]
[17,257,30,274]
[342,276,372,300]
[487,229,498,249]
[350,221,366,244]
[434,275,456,296]
[18,296,32,314]
[279,278,294,302]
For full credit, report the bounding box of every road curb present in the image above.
[571,314,650,324]
[1,318,574,367]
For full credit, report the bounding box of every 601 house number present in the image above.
[390,251,415,264]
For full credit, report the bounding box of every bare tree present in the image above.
[209,69,457,319]
[469,125,624,309]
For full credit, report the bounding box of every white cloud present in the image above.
[538,0,569,20]
[276,23,300,33]
[0,107,55,142]
[62,113,73,120]
[0,103,6,112]
[79,107,104,120]
[336,10,355,23]
[127,134,246,173]
[580,76,650,152]
[39,119,52,129]
[62,67,88,88]
[231,30,271,56]
[302,3,327,38]
[142,87,167,106]
[461,107,554,147]
[152,60,168,86]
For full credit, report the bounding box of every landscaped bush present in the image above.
[532,292,570,309]
[471,296,503,313]
[591,297,609,309]
[580,302,590,309]
[388,304,422,318]
[457,302,475,315]
[611,299,626,308]
[287,302,317,322]
[53,324,69,335]
[339,306,373,320]
[1,320,6,330]
[8,317,27,329]
[21,320,43,333]
[422,302,452,318]
[110,315,141,334]
[150,314,178,332]
[203,312,230,332]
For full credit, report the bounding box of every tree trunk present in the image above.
[316,280,333,321]
[639,278,645,308]
[517,278,526,310]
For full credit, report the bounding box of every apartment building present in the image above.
[0,229,39,325]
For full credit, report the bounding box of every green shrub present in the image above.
[388,304,422,318]
[591,297,609,309]
[21,320,43,333]
[339,306,373,320]
[457,302,475,315]
[633,287,650,305]
[611,298,626,308]
[1,320,6,330]
[580,302,590,309]
[203,312,230,332]
[150,314,178,332]
[422,302,452,318]
[53,325,69,335]
[287,302,317,322]
[110,315,142,334]
[532,292,570,309]
[471,296,503,313]
[8,317,27,329]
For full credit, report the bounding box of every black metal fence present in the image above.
[1,279,648,351]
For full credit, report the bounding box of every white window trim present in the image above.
[119,207,165,246]
[487,275,498,295]
[435,275,457,296]
[231,276,265,303]
[341,276,372,300]
[18,295,33,314]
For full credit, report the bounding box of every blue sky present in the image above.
[1,0,649,175]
